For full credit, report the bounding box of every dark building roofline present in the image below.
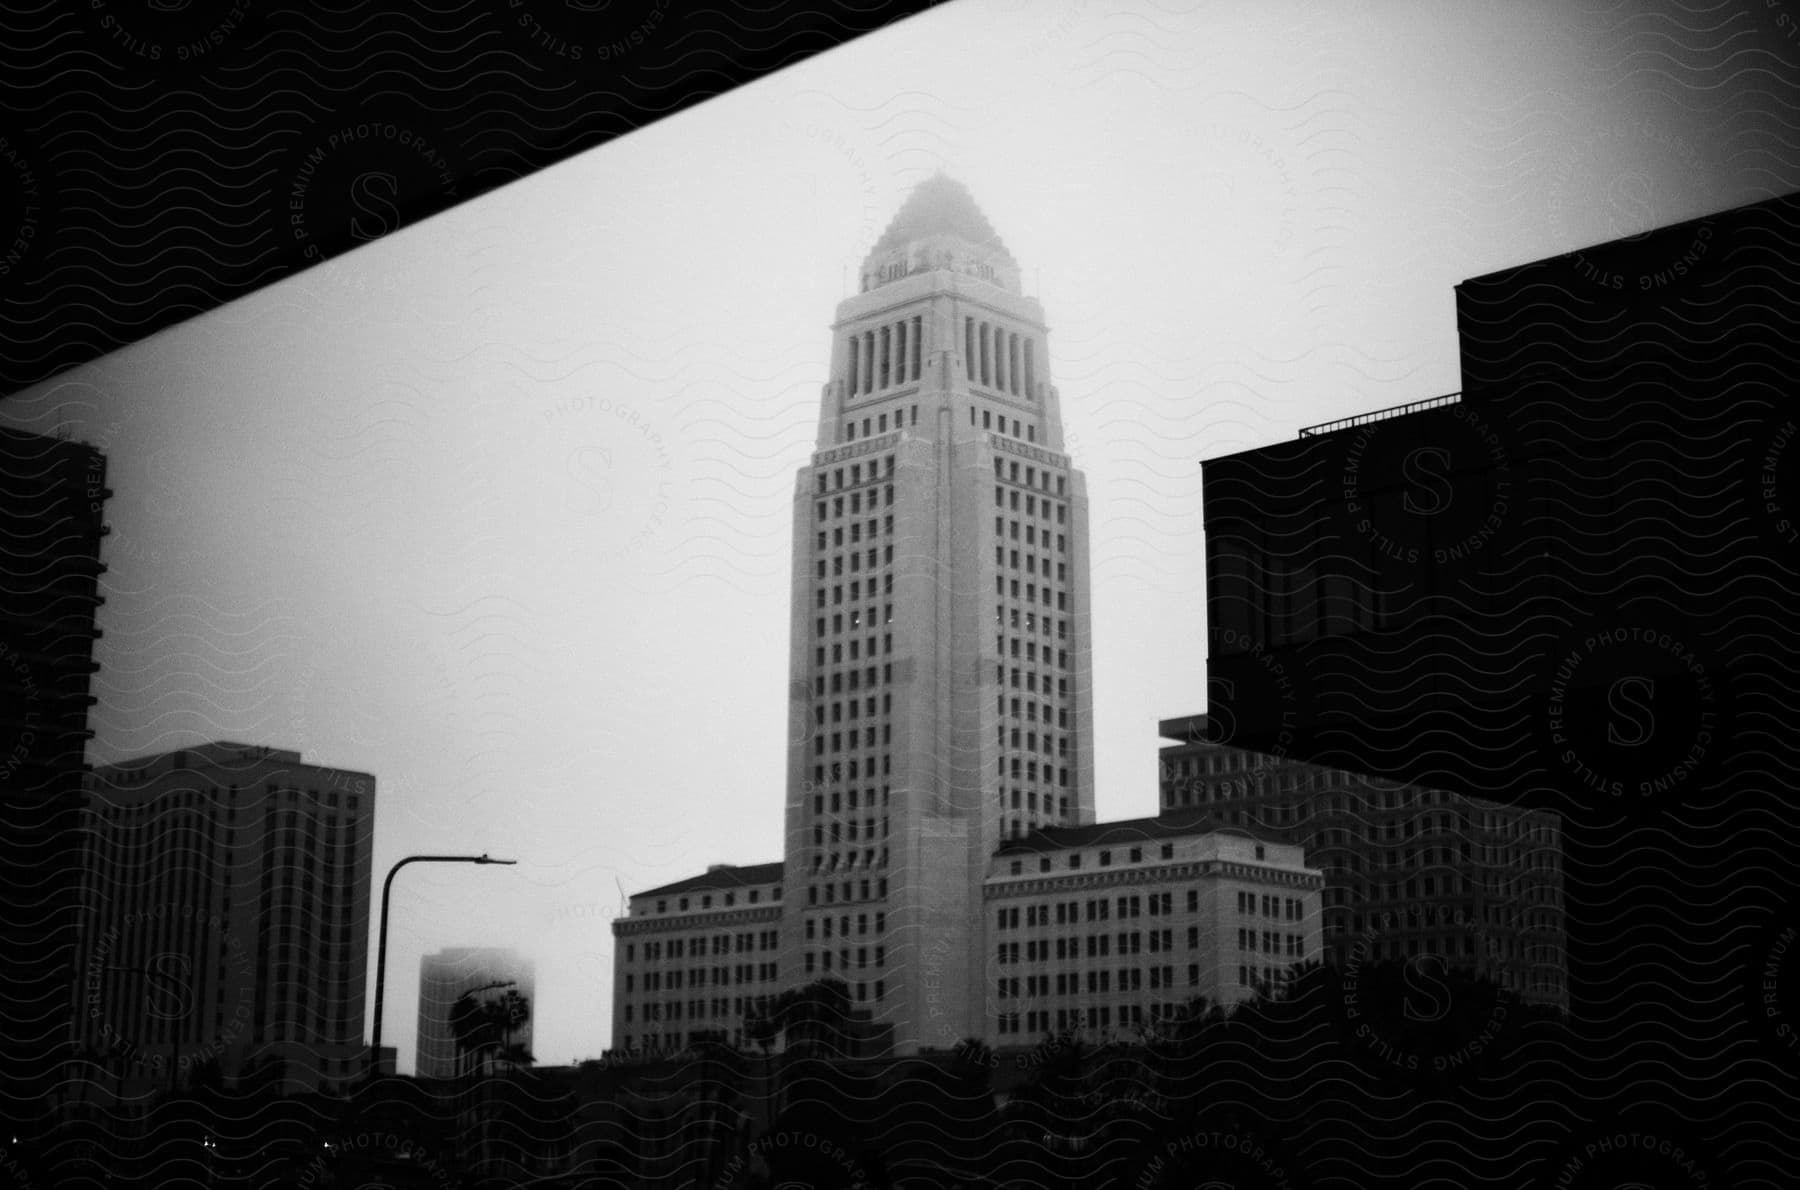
[1455,187,1800,289]
[90,741,372,780]
[633,861,783,901]
[993,809,1291,856]
[1198,189,1800,467]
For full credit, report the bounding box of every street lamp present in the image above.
[368,854,517,1079]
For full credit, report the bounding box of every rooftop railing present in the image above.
[1298,392,1462,438]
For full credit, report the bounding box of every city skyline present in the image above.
[0,0,1778,1069]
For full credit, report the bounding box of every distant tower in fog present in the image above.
[776,174,1096,1054]
[417,946,535,1078]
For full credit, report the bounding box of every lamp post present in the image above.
[368,854,517,1079]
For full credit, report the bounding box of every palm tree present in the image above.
[488,989,534,1070]
[449,990,499,1075]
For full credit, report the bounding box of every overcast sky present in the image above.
[3,0,1782,1070]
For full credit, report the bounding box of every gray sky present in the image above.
[4,0,1781,1070]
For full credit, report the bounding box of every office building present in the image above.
[612,176,1329,1057]
[0,427,108,1123]
[417,946,536,1079]
[1158,714,1564,1007]
[76,742,375,1094]
[611,864,785,1055]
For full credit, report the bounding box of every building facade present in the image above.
[776,173,1097,1055]
[609,178,1329,1060]
[416,946,536,1078]
[1158,714,1565,1007]
[611,863,784,1054]
[76,742,375,1094]
[983,818,1321,1045]
[0,427,109,1123]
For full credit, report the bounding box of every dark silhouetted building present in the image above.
[76,742,376,1095]
[0,427,108,1130]
[1200,192,1800,1127]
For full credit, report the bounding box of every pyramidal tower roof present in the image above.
[869,173,1015,263]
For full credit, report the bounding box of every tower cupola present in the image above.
[858,173,1022,295]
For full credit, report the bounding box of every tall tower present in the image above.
[778,175,1095,1055]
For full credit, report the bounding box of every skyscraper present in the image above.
[417,946,536,1079]
[0,427,108,1129]
[76,743,376,1094]
[611,177,1324,1060]
[776,175,1096,1055]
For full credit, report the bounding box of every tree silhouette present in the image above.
[450,988,533,1075]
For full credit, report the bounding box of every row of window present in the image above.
[1158,766,1557,844]
[1240,966,1294,987]
[971,404,1039,443]
[963,317,1038,398]
[994,457,1064,494]
[808,849,885,875]
[997,723,1067,754]
[1237,929,1306,957]
[810,664,892,702]
[846,318,923,396]
[998,966,1183,998]
[627,986,781,1024]
[997,582,1070,616]
[994,636,1073,674]
[816,515,894,553]
[815,606,892,635]
[998,992,1288,1036]
[809,751,893,788]
[810,819,887,845]
[1236,892,1306,920]
[818,553,892,589]
[997,538,1066,566]
[811,787,889,815]
[816,695,892,729]
[842,408,915,443]
[1003,666,1070,697]
[1002,843,1177,876]
[802,946,885,975]
[1002,842,1192,877]
[807,877,888,906]
[816,485,895,522]
[811,637,894,675]
[817,456,896,494]
[625,929,781,964]
[624,961,778,993]
[999,758,1072,787]
[815,725,895,756]
[643,887,781,917]
[803,911,887,940]
[997,927,1200,963]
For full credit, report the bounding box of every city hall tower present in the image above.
[776,175,1096,1054]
